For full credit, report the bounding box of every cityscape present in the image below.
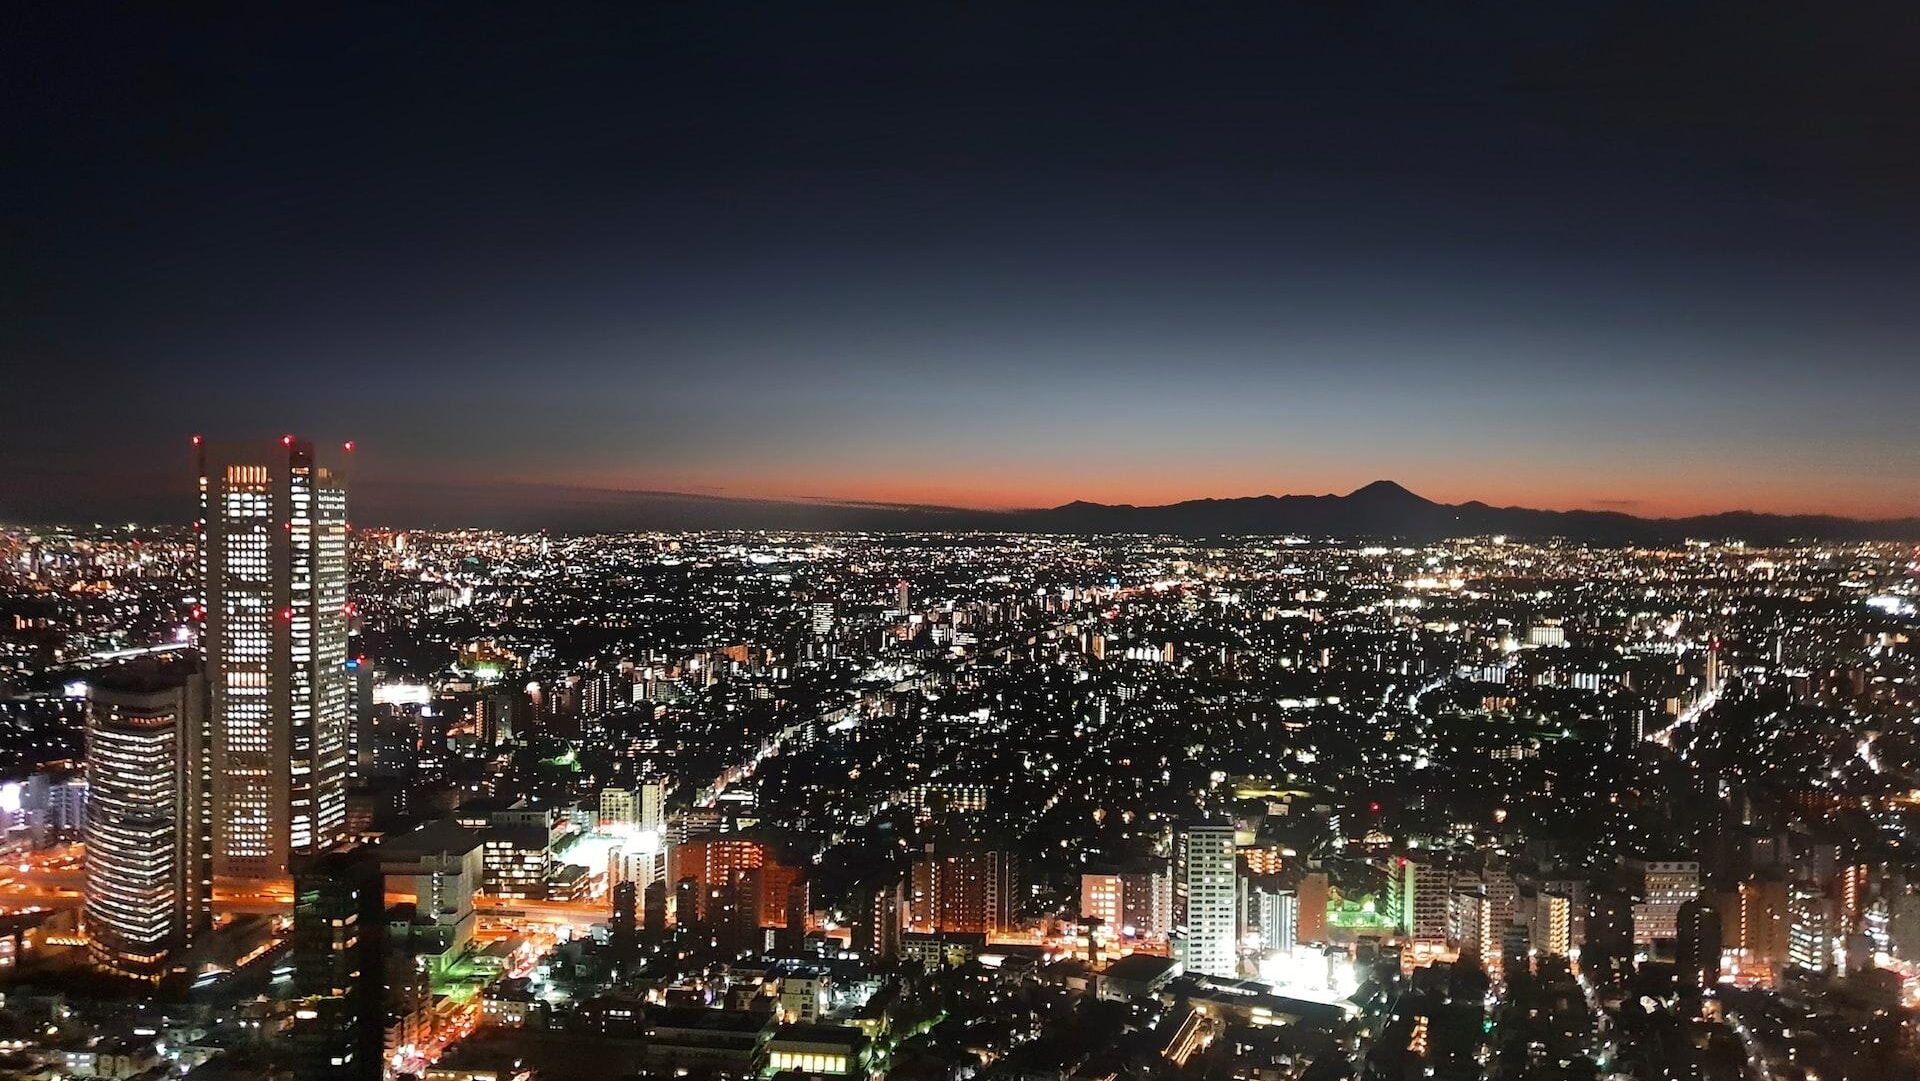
[9,5,1920,1081]
[0,455,1917,1080]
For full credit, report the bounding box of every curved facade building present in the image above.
[84,666,207,982]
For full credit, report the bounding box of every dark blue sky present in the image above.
[7,3,1920,524]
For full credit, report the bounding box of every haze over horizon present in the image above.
[9,5,1920,524]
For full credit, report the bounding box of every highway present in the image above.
[0,874,608,930]
[1647,686,1719,749]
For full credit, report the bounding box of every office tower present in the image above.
[345,656,373,779]
[290,846,385,1081]
[810,602,834,636]
[83,663,210,982]
[1173,822,1238,978]
[196,437,351,878]
[377,820,483,975]
[1631,859,1701,946]
[896,579,910,615]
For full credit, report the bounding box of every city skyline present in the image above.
[9,6,1920,523]
[5,7,1920,1077]
[10,515,1918,1079]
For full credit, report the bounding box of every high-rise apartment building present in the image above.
[600,786,638,828]
[1080,864,1171,939]
[1081,872,1123,930]
[1631,859,1701,946]
[1788,884,1836,973]
[83,663,210,982]
[1173,822,1237,978]
[1402,858,1455,947]
[671,836,767,923]
[1738,876,1791,969]
[1534,891,1574,959]
[196,437,351,878]
[1296,871,1330,945]
[637,778,667,833]
[853,880,906,960]
[909,847,1020,936]
[1242,881,1298,954]
[1676,896,1723,986]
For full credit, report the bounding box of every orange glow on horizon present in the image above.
[492,465,1918,522]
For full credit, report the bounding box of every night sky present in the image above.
[8,4,1920,525]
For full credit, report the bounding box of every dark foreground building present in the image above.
[290,845,386,1081]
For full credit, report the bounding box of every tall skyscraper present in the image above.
[1173,821,1238,978]
[196,436,351,878]
[83,662,210,982]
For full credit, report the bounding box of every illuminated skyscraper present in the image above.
[196,436,351,878]
[83,663,210,982]
[1173,821,1238,978]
